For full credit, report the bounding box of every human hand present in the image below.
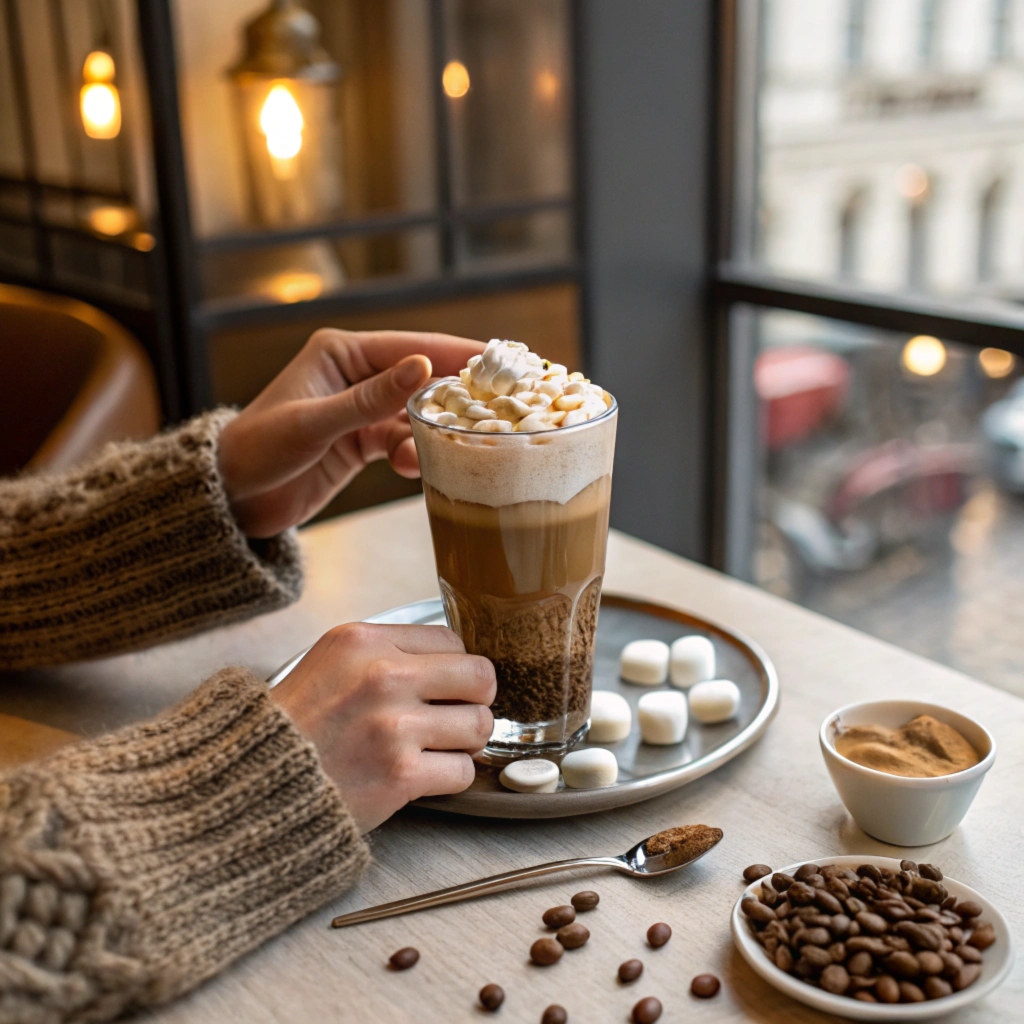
[218,328,484,537]
[270,622,495,833]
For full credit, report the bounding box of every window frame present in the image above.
[709,0,1024,575]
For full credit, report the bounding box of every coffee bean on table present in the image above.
[743,864,772,882]
[647,922,672,948]
[479,984,505,1012]
[543,905,576,929]
[388,947,419,970]
[530,938,564,966]
[619,959,644,983]
[690,974,721,998]
[631,996,663,1023]
[556,923,590,949]
[571,890,600,912]
[541,1006,568,1024]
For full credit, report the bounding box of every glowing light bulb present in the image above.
[536,69,560,102]
[81,83,121,139]
[979,347,1015,379]
[83,50,116,83]
[902,335,947,377]
[443,61,470,99]
[260,83,304,178]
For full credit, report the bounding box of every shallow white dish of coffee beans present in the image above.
[730,856,1014,1021]
[268,593,779,819]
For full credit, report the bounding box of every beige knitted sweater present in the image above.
[0,413,371,1023]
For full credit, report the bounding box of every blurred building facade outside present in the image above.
[751,0,1024,696]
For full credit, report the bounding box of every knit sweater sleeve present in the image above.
[0,668,371,1022]
[0,410,302,670]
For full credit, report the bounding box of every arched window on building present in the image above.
[838,188,867,279]
[919,0,943,65]
[978,179,1005,283]
[847,0,868,68]
[907,188,932,291]
[993,0,1013,60]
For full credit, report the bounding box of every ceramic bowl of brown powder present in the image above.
[820,700,995,847]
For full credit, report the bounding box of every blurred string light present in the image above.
[86,205,135,236]
[896,163,929,201]
[978,347,1015,378]
[535,69,560,102]
[902,335,947,376]
[443,60,470,98]
[80,50,121,139]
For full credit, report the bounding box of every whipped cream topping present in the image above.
[417,339,612,433]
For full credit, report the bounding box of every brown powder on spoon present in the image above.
[644,824,723,867]
[835,714,980,778]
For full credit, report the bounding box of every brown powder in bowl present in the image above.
[835,714,980,778]
[644,824,723,867]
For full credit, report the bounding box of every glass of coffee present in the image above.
[409,346,617,764]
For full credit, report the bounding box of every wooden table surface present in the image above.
[2,497,1021,1023]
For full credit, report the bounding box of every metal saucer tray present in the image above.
[268,593,779,819]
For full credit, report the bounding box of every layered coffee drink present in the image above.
[409,340,617,762]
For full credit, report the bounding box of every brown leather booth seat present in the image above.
[0,284,161,476]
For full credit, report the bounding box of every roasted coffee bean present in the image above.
[847,951,873,976]
[853,991,879,1003]
[775,945,793,972]
[618,959,644,983]
[744,863,772,882]
[925,977,953,1000]
[876,975,900,1004]
[775,901,792,920]
[631,996,662,1023]
[794,906,826,923]
[772,872,795,892]
[827,942,846,963]
[829,914,852,939]
[571,890,600,912]
[855,877,879,897]
[954,964,982,991]
[855,911,888,936]
[857,864,883,884]
[799,946,832,970]
[793,958,817,980]
[690,973,721,998]
[541,1006,567,1024]
[827,878,850,900]
[820,964,850,995]
[940,951,964,977]
[942,895,959,910]
[917,950,943,975]
[759,880,779,907]
[794,927,831,947]
[846,936,890,956]
[647,922,672,948]
[938,911,961,927]
[741,900,776,925]
[886,935,912,953]
[543,905,576,929]
[918,863,943,882]
[900,859,918,873]
[479,984,505,1012]
[556,923,589,950]
[968,922,996,950]
[883,951,921,979]
[896,921,943,951]
[787,882,817,906]
[948,926,964,945]
[957,900,983,919]
[814,890,843,915]
[530,938,564,966]
[845,897,867,916]
[388,947,420,970]
[794,863,819,881]
[956,944,983,964]
[849,976,878,991]
[899,981,926,1003]
[914,908,942,923]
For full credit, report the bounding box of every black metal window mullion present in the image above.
[429,0,456,271]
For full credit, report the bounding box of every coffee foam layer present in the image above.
[411,380,617,507]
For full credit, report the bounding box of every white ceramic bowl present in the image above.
[819,700,995,847]
[731,855,1014,1021]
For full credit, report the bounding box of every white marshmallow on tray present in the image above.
[669,635,716,688]
[688,679,741,724]
[587,690,632,743]
[619,639,670,685]
[499,759,560,794]
[561,748,618,789]
[637,691,689,745]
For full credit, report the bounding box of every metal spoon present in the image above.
[331,824,723,929]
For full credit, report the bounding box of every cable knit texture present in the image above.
[0,670,370,1023]
[0,410,302,670]
[0,416,372,1020]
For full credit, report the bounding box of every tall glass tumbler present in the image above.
[409,380,617,763]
